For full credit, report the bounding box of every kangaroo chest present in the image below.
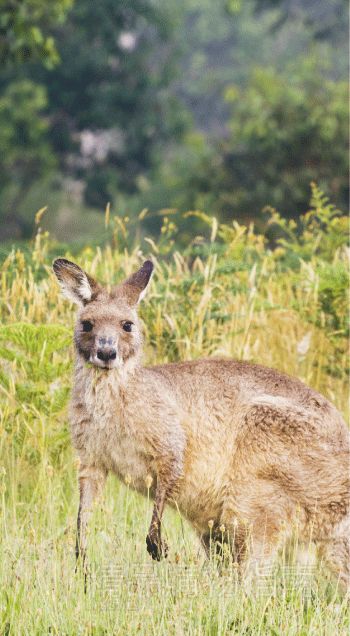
[72,373,152,491]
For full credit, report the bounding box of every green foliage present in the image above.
[317,261,349,336]
[267,183,349,262]
[266,185,349,336]
[0,79,56,237]
[252,0,348,42]
[0,0,348,242]
[164,186,346,340]
[1,0,187,232]
[31,0,186,203]
[0,323,71,468]
[0,0,73,67]
[172,63,348,220]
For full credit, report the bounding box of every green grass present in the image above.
[1,477,349,635]
[0,190,349,634]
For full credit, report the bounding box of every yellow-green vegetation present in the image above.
[0,187,349,634]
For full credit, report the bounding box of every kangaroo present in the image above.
[53,257,350,592]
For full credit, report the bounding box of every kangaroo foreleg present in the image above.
[76,464,107,570]
[146,452,183,561]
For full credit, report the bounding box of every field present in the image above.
[0,188,349,634]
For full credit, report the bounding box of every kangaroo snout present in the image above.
[93,336,118,367]
[96,347,117,362]
[88,332,118,367]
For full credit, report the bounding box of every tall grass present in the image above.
[0,186,349,634]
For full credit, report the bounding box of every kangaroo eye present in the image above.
[82,320,93,332]
[122,321,133,332]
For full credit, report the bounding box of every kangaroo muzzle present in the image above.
[92,335,118,368]
[96,347,117,362]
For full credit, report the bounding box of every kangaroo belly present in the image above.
[177,478,225,533]
[176,439,232,532]
[108,436,152,492]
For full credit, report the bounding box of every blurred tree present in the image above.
[0,80,56,238]
[0,0,187,235]
[0,0,73,67]
[165,62,348,221]
[0,0,347,240]
[29,0,187,207]
[250,0,348,42]
[168,0,347,137]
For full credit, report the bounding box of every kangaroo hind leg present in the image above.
[317,514,350,596]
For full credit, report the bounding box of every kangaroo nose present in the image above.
[97,348,117,362]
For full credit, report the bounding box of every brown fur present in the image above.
[53,258,350,592]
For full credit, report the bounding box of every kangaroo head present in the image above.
[53,258,153,369]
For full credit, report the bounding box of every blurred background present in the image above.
[0,0,348,246]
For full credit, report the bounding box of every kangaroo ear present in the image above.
[52,258,99,306]
[121,260,154,305]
